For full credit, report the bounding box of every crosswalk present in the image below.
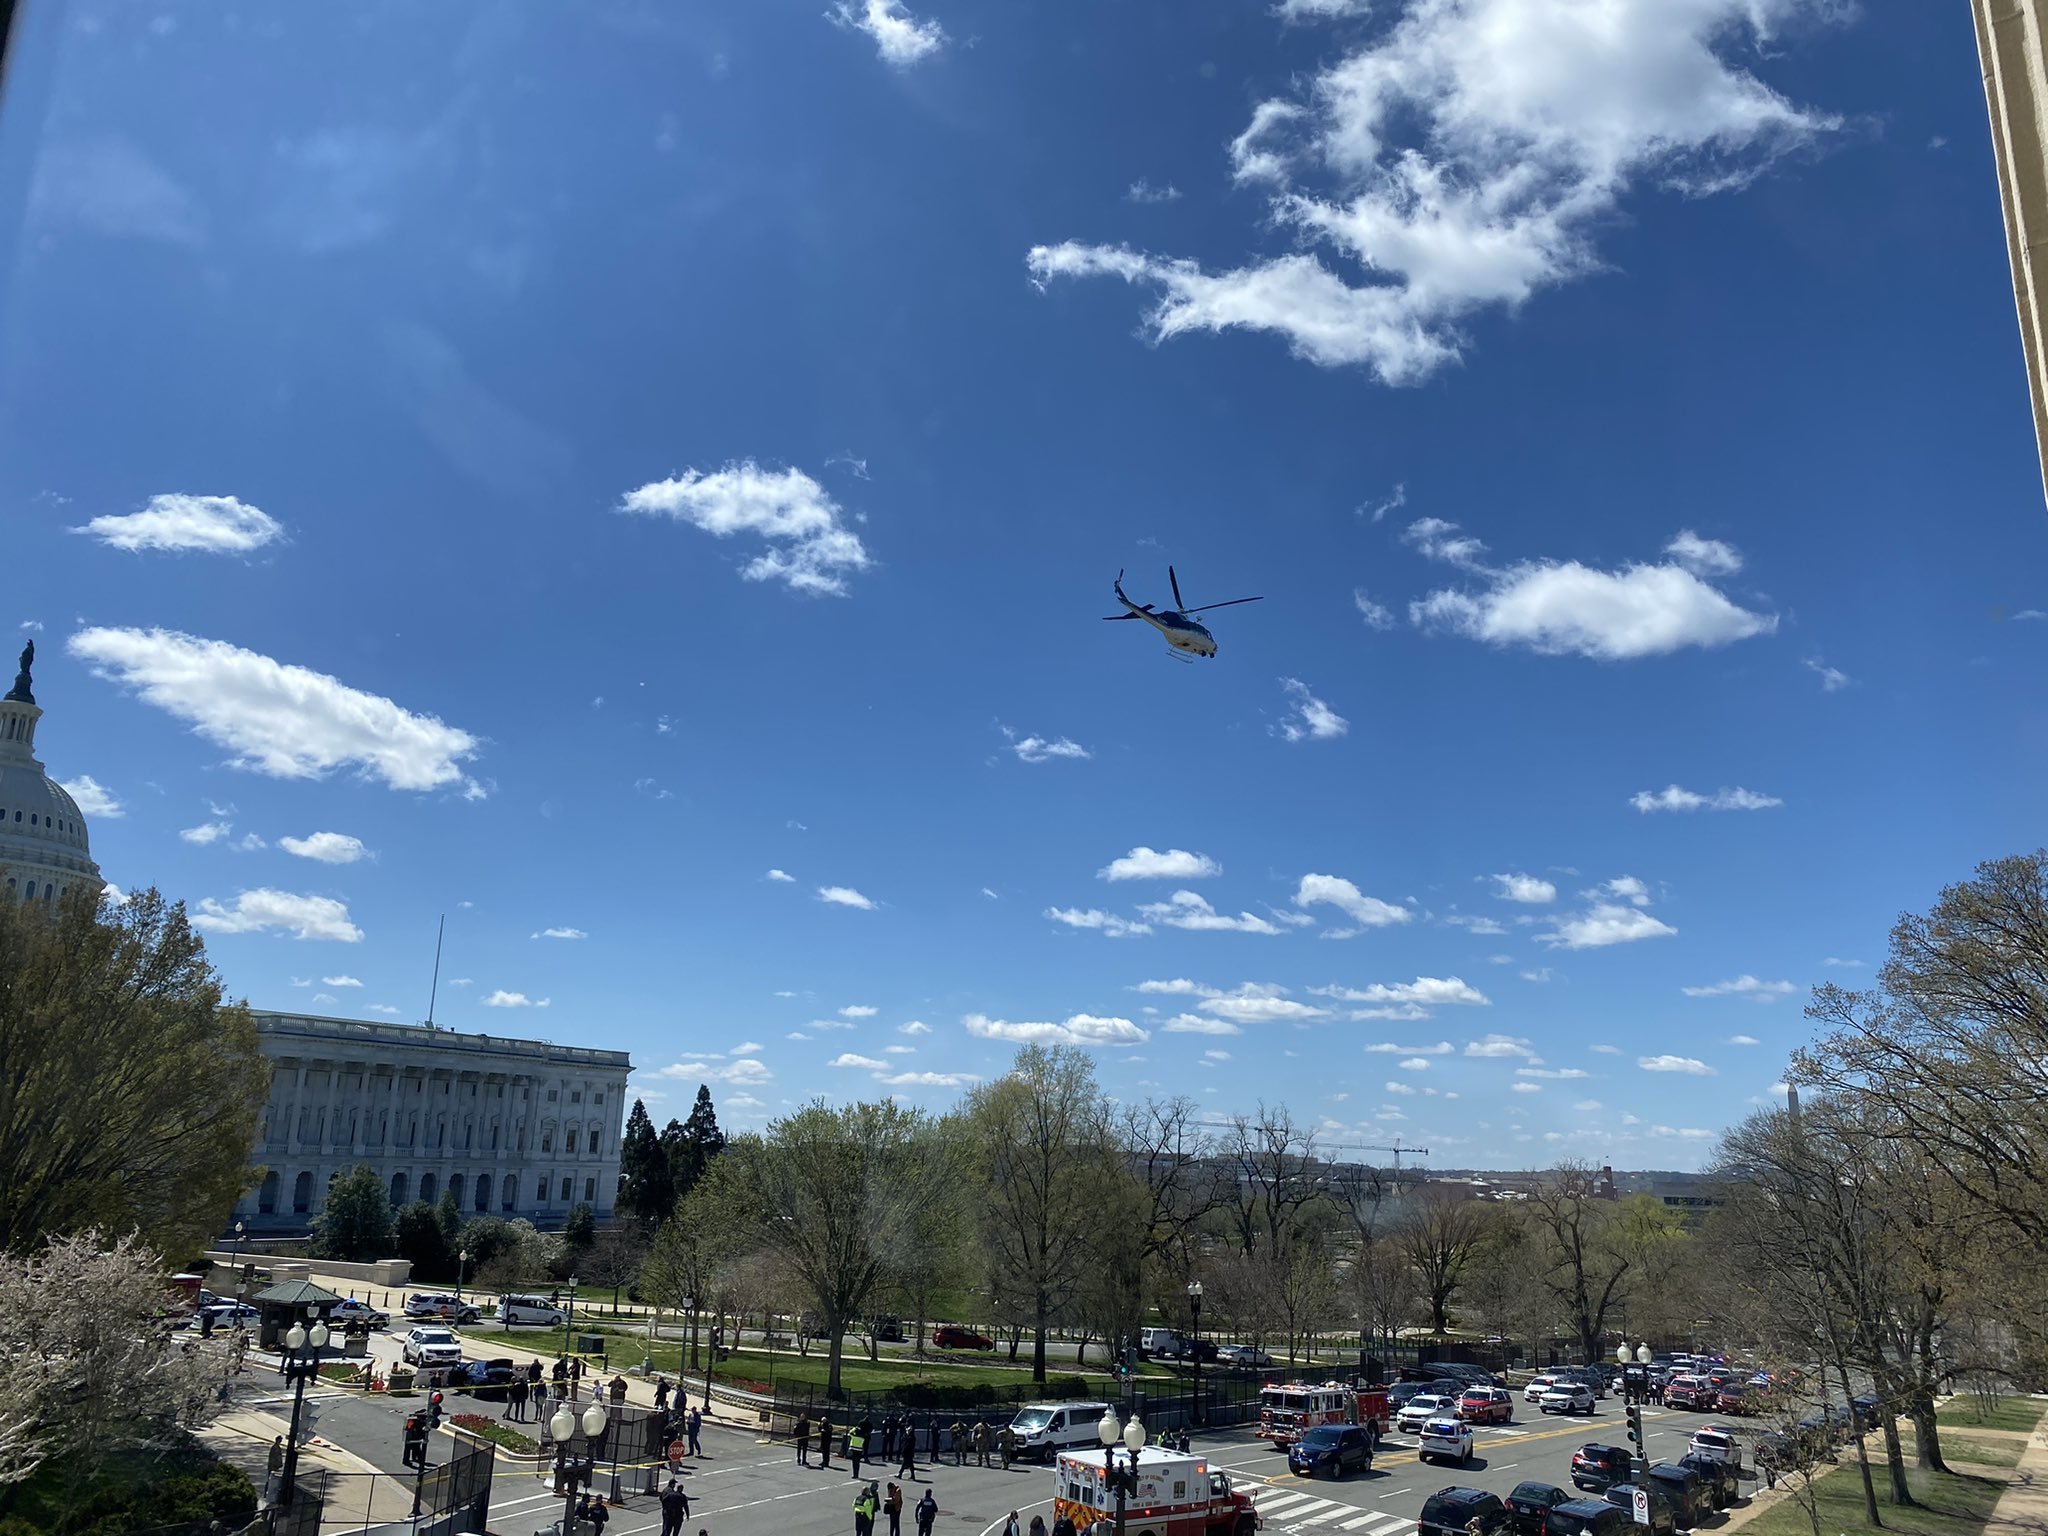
[1249,1485,1417,1533]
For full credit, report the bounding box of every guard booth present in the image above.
[251,1278,345,1349]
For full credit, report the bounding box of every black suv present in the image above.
[1391,1378,1465,1410]
[1420,1488,1511,1536]
[1675,1454,1739,1509]
[1645,1464,1710,1527]
[1505,1481,1573,1535]
[1545,1500,1628,1536]
[1570,1444,1634,1493]
[1432,1363,1505,1390]
[1603,1485,1677,1536]
[1289,1424,1373,1480]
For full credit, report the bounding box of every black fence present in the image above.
[754,1363,1274,1432]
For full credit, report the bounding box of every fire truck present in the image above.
[1052,1445,1261,1536]
[1255,1380,1390,1448]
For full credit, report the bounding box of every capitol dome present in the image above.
[0,640,103,905]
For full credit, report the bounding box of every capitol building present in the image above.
[0,642,104,904]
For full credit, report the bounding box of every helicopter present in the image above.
[1103,566,1264,660]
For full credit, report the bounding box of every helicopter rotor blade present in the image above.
[1101,613,1141,621]
[1169,565,1184,611]
[1181,596,1264,614]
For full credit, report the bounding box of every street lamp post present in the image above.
[1616,1341,1653,1520]
[1095,1408,1148,1536]
[562,1276,579,1375]
[1187,1280,1204,1429]
[549,1399,608,1536]
[455,1249,470,1309]
[232,1221,249,1299]
[278,1307,331,1509]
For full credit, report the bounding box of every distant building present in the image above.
[232,1011,632,1234]
[1972,0,2048,508]
[0,642,104,904]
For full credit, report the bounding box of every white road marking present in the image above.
[1256,1489,1321,1515]
[1297,1504,1353,1525]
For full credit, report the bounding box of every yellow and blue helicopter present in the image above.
[1103,566,1263,660]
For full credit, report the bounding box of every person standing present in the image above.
[505,1375,525,1420]
[881,1414,899,1462]
[884,1480,904,1536]
[687,1405,703,1458]
[854,1480,880,1536]
[819,1412,835,1471]
[655,1378,671,1413]
[534,1377,549,1419]
[795,1413,813,1466]
[998,1423,1015,1469]
[848,1420,867,1480]
[915,1488,939,1536]
[609,1375,628,1407]
[1050,1513,1077,1536]
[1002,1511,1022,1536]
[1029,1517,1048,1536]
[658,1479,691,1536]
[267,1435,284,1495]
[897,1417,918,1481]
[974,1420,991,1467]
[949,1419,967,1467]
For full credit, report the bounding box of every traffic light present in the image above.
[429,1390,444,1430]
[1626,1405,1643,1455]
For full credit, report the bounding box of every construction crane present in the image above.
[1320,1139,1431,1174]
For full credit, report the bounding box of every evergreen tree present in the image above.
[564,1202,597,1251]
[393,1200,453,1280]
[310,1164,394,1262]
[674,1085,727,1202]
[655,1117,688,1215]
[617,1099,667,1230]
[435,1188,463,1253]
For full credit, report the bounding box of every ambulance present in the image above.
[1052,1444,1261,1536]
[1254,1380,1390,1448]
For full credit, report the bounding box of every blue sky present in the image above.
[2,0,2043,1171]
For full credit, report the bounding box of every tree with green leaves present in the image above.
[0,887,269,1258]
[641,1196,724,1375]
[393,1200,453,1280]
[693,1098,944,1398]
[966,1045,1117,1383]
[310,1165,394,1262]
[435,1187,463,1253]
[673,1085,727,1201]
[617,1099,669,1229]
[564,1202,597,1251]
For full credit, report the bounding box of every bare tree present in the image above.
[1394,1185,1492,1334]
[584,1227,649,1315]
[1120,1096,1220,1279]
[1222,1105,1323,1259]
[1349,1232,1417,1354]
[1525,1164,1636,1364]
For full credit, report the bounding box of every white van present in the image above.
[499,1293,568,1327]
[1139,1327,1185,1359]
[1009,1401,1114,1461]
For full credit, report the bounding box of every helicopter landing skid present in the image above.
[1164,648,1197,664]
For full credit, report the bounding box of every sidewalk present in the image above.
[1983,1412,2048,1536]
[196,1403,418,1529]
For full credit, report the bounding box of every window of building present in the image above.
[291,1171,312,1214]
[547,1089,558,1101]
[258,1169,280,1214]
[560,1176,572,1201]
[541,1130,553,1153]
[584,1177,596,1202]
[390,1171,409,1206]
[566,1130,578,1154]
[570,1091,581,1103]
[421,1172,437,1204]
[594,1092,604,1105]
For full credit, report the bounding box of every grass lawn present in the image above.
[1937,1437,2024,1470]
[583,1332,1148,1399]
[1936,1397,2047,1434]
[1741,1461,2007,1536]
[449,1414,540,1455]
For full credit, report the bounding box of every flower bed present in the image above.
[449,1413,540,1455]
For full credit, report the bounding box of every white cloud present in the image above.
[884,1045,914,1055]
[367,1003,400,1016]
[1354,591,1395,630]
[1099,846,1220,882]
[766,868,795,882]
[322,975,363,988]
[1045,906,1153,938]
[827,0,946,67]
[618,461,871,596]
[657,1056,772,1086]
[1411,544,1775,659]
[1512,1081,1543,1094]
[1312,977,1489,1009]
[19,620,43,633]
[1491,873,1555,904]
[999,724,1092,763]
[59,775,123,818]
[1204,1049,1232,1061]
[839,1004,878,1018]
[1363,1040,1453,1054]
[277,831,370,864]
[1159,1013,1243,1035]
[1137,890,1282,934]
[1396,1057,1433,1071]
[830,1053,890,1070]
[180,820,232,845]
[635,778,674,800]
[1516,1066,1590,1080]
[1199,985,1331,1023]
[1589,1043,1622,1055]
[1135,978,1219,997]
[1028,0,1833,384]
[1822,957,1864,969]
[533,927,587,940]
[235,832,266,852]
[1403,517,1492,569]
[1542,885,1677,949]
[963,1012,1148,1047]
[1126,179,1182,204]
[73,493,284,555]
[481,990,550,1008]
[1521,967,1553,983]
[807,1019,858,1031]
[1651,1125,1718,1141]
[1805,656,1851,691]
[1630,783,1782,813]
[1639,1054,1716,1076]
[1385,1080,1418,1096]
[448,978,472,987]
[192,889,362,942]
[2012,608,2047,622]
[879,1070,980,1088]
[730,1041,765,1056]
[70,628,481,794]
[898,1020,932,1036]
[1464,1033,1537,1059]
[1682,975,1797,1001]
[1601,875,1652,906]
[311,993,336,1006]
[1727,1034,1761,1045]
[981,887,999,900]
[1295,873,1411,930]
[1572,1098,1603,1111]
[818,886,876,910]
[1276,677,1348,742]
[1665,530,1743,576]
[1443,913,1507,935]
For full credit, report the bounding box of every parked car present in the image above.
[1289,1423,1374,1479]
[1544,1500,1629,1536]
[1418,1487,1511,1536]
[198,1301,259,1327]
[1398,1395,1458,1435]
[1419,1418,1475,1467]
[930,1325,994,1351]
[404,1293,481,1325]
[1676,1453,1741,1509]
[1559,1367,1609,1399]
[1570,1444,1635,1494]
[1686,1426,1742,1470]
[1794,1416,1835,1456]
[1645,1463,1710,1528]
[1664,1377,1712,1411]
[329,1299,390,1331]
[1138,1327,1185,1358]
[499,1294,568,1328]
[1713,1385,1753,1416]
[1218,1344,1276,1368]
[1541,1382,1598,1416]
[1850,1394,1884,1431]
[1505,1481,1573,1536]
[1459,1387,1515,1425]
[1431,1363,1506,1390]
[1603,1484,1678,1536]
[870,1317,906,1342]
[458,1357,517,1388]
[1524,1373,1565,1404]
[1007,1401,1113,1460]
[401,1327,464,1366]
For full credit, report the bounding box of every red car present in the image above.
[931,1325,994,1351]
[1714,1385,1753,1416]
[1458,1387,1515,1425]
[1664,1376,1711,1411]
